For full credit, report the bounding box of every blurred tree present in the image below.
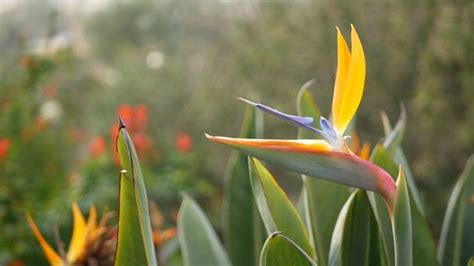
[412,1,474,227]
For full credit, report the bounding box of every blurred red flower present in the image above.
[176,133,192,153]
[134,104,149,131]
[133,133,152,154]
[0,137,10,160]
[117,105,134,130]
[89,136,106,158]
[111,104,153,164]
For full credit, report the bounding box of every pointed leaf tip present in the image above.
[118,116,126,129]
[393,166,413,266]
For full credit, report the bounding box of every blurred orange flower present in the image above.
[149,201,177,248]
[89,136,106,158]
[0,137,10,160]
[176,132,192,153]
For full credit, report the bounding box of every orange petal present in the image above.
[86,206,97,242]
[159,228,177,244]
[332,26,351,133]
[332,25,366,134]
[67,203,87,262]
[26,213,63,266]
[359,142,371,160]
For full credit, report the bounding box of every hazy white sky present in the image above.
[0,0,113,15]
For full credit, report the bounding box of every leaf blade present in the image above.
[223,105,264,266]
[438,155,474,266]
[260,233,316,266]
[249,158,314,259]
[178,196,230,266]
[392,168,412,266]
[329,190,374,266]
[115,126,157,266]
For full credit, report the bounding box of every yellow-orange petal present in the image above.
[67,203,87,262]
[160,228,177,244]
[332,25,366,134]
[205,134,332,154]
[359,142,371,160]
[86,206,97,243]
[26,213,63,266]
[332,26,351,131]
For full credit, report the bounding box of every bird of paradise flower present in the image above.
[27,203,116,266]
[206,25,398,212]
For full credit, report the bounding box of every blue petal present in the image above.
[319,117,338,140]
[238,97,329,139]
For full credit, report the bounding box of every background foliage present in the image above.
[0,0,472,264]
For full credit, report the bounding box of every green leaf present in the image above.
[368,145,396,266]
[160,237,180,264]
[410,200,439,266]
[381,110,424,214]
[392,168,412,266]
[438,155,474,266]
[297,86,350,266]
[223,105,264,266]
[381,106,406,154]
[249,158,314,259]
[177,196,231,266]
[370,145,438,266]
[328,190,375,266]
[260,232,316,266]
[115,125,157,266]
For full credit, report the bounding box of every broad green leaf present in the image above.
[410,199,439,266]
[370,145,438,266]
[297,86,350,266]
[115,124,157,266]
[260,232,316,266]
[328,190,375,266]
[392,168,412,266]
[438,155,474,266]
[177,196,231,266]
[223,105,264,266]
[249,158,314,258]
[368,145,396,266]
[381,110,423,214]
